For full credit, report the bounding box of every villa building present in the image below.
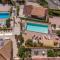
[23,5,48,20]
[0,39,13,60]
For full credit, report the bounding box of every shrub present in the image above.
[25,39,33,47]
[18,46,26,60]
[48,9,60,16]
[6,18,10,28]
[19,34,24,45]
[37,0,48,7]
[47,49,55,57]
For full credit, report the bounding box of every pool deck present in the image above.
[15,17,60,48]
[0,5,11,11]
[49,16,60,27]
[23,30,60,48]
[20,19,60,48]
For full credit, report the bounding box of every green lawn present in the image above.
[20,17,48,23]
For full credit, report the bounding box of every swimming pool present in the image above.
[26,23,48,33]
[0,12,10,19]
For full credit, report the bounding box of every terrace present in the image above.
[18,17,60,48]
[23,31,60,48]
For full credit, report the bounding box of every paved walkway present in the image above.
[10,35,19,59]
[13,17,20,35]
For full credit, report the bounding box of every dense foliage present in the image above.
[18,46,26,60]
[47,49,55,57]
[18,46,31,60]
[6,19,10,28]
[48,9,60,16]
[19,34,24,45]
[47,49,60,57]
[37,0,48,7]
[25,39,33,47]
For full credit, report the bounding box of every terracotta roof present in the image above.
[23,5,33,16]
[23,5,47,17]
[31,6,47,17]
[0,40,13,60]
[0,54,6,60]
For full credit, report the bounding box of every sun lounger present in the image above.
[44,35,48,40]
[32,35,35,39]
[35,36,38,40]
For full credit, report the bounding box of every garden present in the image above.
[15,34,32,60]
[47,49,60,57]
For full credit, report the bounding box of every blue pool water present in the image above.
[0,12,10,19]
[26,23,48,33]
